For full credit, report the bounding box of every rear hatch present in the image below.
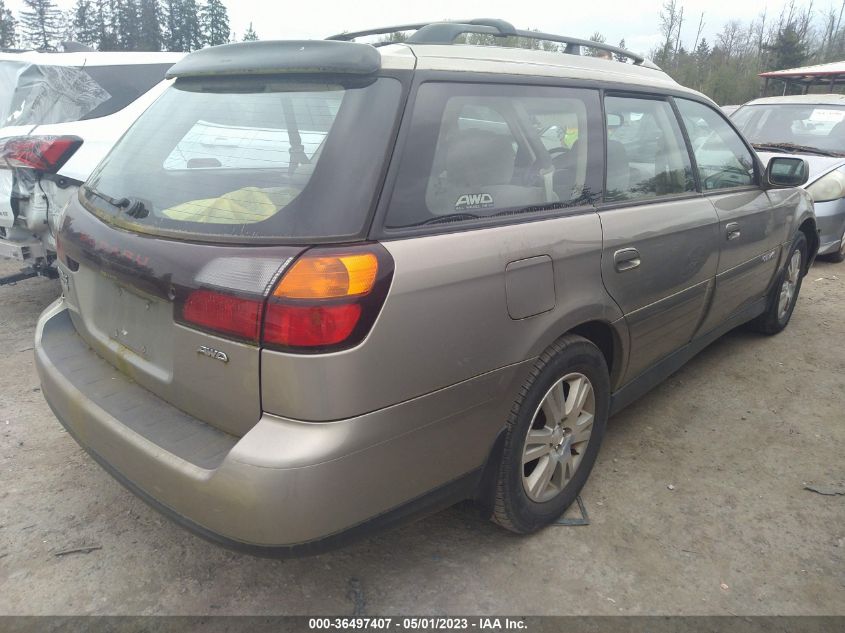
[57,46,402,437]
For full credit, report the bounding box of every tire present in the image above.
[752,231,808,335]
[491,334,610,534]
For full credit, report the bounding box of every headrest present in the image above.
[445,130,516,186]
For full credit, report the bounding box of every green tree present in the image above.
[692,37,711,89]
[180,0,201,49]
[20,0,62,49]
[586,31,607,57]
[200,0,228,46]
[71,0,98,45]
[242,21,257,41]
[766,20,806,71]
[0,0,17,48]
[162,0,181,50]
[378,30,407,43]
[114,0,140,50]
[614,38,628,62]
[137,0,161,51]
[94,0,117,50]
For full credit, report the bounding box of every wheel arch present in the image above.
[568,320,625,390]
[529,312,628,399]
[797,215,819,271]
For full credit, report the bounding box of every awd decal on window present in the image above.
[455,193,494,211]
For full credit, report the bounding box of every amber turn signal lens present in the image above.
[273,253,378,299]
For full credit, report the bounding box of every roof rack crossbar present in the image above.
[326,19,653,68]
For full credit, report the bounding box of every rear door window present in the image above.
[384,83,603,229]
[675,99,756,190]
[603,96,695,202]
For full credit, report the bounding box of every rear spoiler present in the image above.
[165,40,381,79]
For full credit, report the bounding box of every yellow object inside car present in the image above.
[161,186,301,224]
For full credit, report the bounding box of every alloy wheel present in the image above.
[521,372,595,503]
[777,249,801,320]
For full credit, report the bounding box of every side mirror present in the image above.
[766,156,809,188]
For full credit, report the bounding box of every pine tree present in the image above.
[94,0,117,50]
[242,21,257,41]
[114,0,140,50]
[614,38,628,62]
[162,0,181,50]
[180,0,201,50]
[71,0,98,45]
[200,0,227,46]
[766,21,807,71]
[587,31,608,58]
[20,0,62,50]
[137,0,161,51]
[0,0,17,48]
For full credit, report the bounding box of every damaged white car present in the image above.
[0,50,183,282]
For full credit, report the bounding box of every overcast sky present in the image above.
[5,0,824,55]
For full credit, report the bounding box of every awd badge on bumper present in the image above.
[197,345,229,363]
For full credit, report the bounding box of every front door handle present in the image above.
[726,222,741,241]
[614,247,641,272]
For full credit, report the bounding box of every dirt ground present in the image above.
[0,256,843,616]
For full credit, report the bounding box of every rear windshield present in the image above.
[82,76,402,242]
[0,62,171,127]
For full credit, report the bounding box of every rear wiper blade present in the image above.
[84,186,150,218]
[752,142,845,158]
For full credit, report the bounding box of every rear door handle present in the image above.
[726,222,741,241]
[613,247,641,272]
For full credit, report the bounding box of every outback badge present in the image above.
[197,345,229,363]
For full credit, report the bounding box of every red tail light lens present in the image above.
[264,303,362,347]
[181,289,263,342]
[176,245,393,352]
[0,135,83,172]
[263,245,394,352]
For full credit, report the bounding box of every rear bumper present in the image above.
[35,299,528,555]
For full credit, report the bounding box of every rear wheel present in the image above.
[491,335,609,534]
[752,232,807,335]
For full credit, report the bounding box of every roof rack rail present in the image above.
[326,18,658,69]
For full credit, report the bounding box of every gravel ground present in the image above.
[0,257,843,616]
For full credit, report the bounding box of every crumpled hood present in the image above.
[756,151,845,187]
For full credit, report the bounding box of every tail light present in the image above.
[0,135,83,172]
[182,289,264,341]
[264,250,388,351]
[177,244,394,352]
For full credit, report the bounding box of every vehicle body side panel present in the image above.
[261,211,622,421]
[597,197,720,383]
[698,188,787,331]
[813,197,845,254]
